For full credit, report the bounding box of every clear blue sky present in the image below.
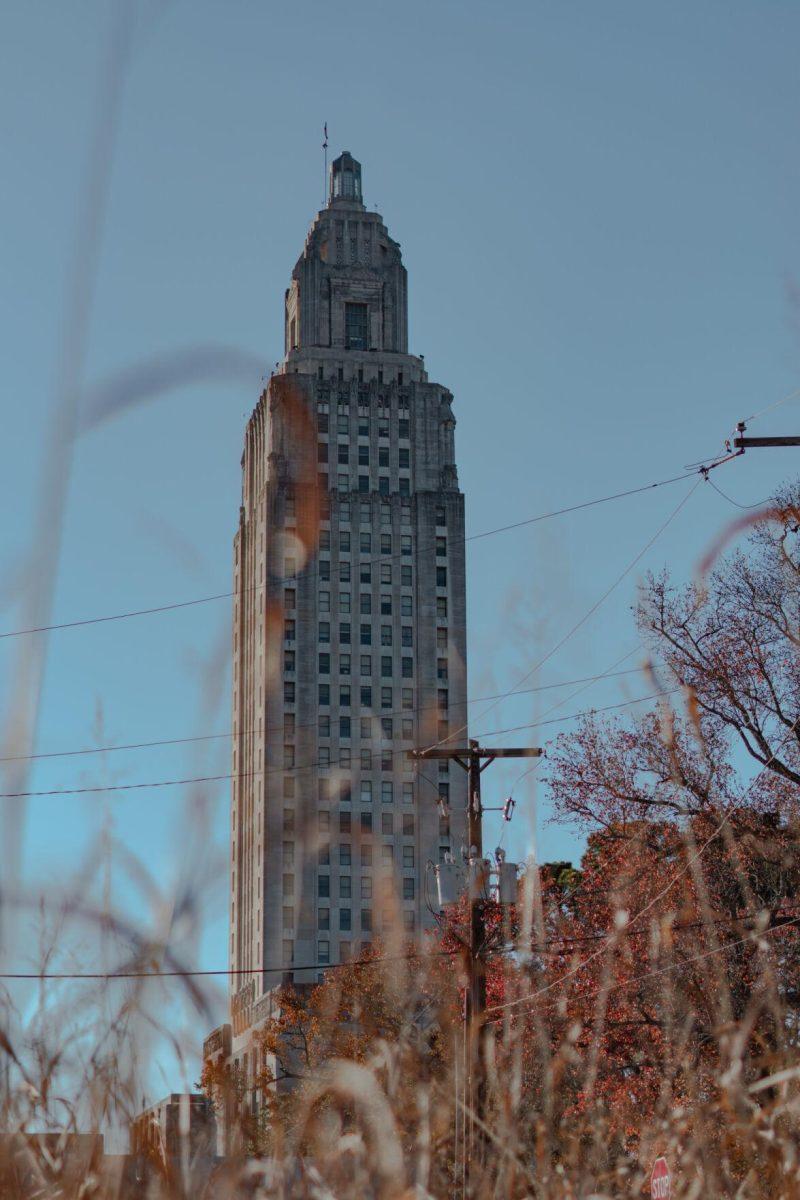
[1,1,799,1100]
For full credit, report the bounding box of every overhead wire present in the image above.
[419,477,702,756]
[0,667,643,765]
[0,467,705,643]
[0,690,683,798]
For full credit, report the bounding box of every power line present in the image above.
[422,477,701,754]
[0,667,643,765]
[472,689,676,740]
[0,468,704,643]
[0,690,679,798]
[705,475,770,511]
[0,947,456,982]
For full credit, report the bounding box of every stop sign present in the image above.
[651,1157,670,1199]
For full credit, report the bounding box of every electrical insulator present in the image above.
[498,861,518,904]
[435,860,460,907]
[502,797,515,822]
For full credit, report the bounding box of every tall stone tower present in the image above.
[218,152,468,1080]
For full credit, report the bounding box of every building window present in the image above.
[380,533,391,554]
[340,684,351,707]
[399,478,410,496]
[361,685,372,707]
[381,687,392,709]
[283,681,295,703]
[399,418,410,439]
[340,561,351,583]
[403,912,415,932]
[401,565,412,586]
[360,563,372,583]
[360,776,373,802]
[319,747,330,767]
[378,477,389,496]
[358,445,369,466]
[381,717,393,739]
[283,808,295,834]
[340,653,351,676]
[400,595,412,617]
[282,873,294,898]
[283,940,294,966]
[401,657,413,678]
[319,715,330,738]
[382,812,394,836]
[381,781,393,805]
[401,688,413,711]
[340,909,352,931]
[319,590,330,612]
[284,619,295,643]
[318,876,330,898]
[340,530,351,553]
[338,444,349,466]
[361,876,373,899]
[381,625,392,646]
[361,909,373,931]
[339,844,351,867]
[402,782,414,806]
[435,505,446,525]
[318,843,330,865]
[436,628,447,651]
[319,560,330,581]
[340,591,351,613]
[318,410,329,433]
[360,531,371,552]
[319,621,330,643]
[437,597,448,618]
[380,594,392,616]
[338,472,349,491]
[284,587,296,609]
[283,776,295,799]
[360,593,371,615]
[319,810,331,831]
[402,814,415,836]
[283,840,295,865]
[340,876,352,899]
[318,940,330,965]
[345,302,369,350]
[399,448,410,469]
[360,810,373,832]
[338,414,349,435]
[319,907,330,930]
[283,745,295,769]
[381,750,393,771]
[360,655,372,676]
[361,844,373,867]
[378,446,390,468]
[361,746,372,768]
[380,564,392,584]
[403,877,415,900]
[401,627,413,648]
[436,567,447,588]
[378,418,389,438]
[319,683,330,705]
[358,415,369,437]
[437,658,448,681]
[340,622,351,645]
[382,845,394,864]
[319,653,330,674]
[358,475,369,493]
[438,689,449,712]
[340,812,352,833]
[340,716,351,739]
[381,655,392,678]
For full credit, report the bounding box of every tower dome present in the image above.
[329,150,363,204]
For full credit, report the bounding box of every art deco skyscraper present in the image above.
[227,151,467,1044]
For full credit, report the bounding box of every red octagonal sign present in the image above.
[651,1157,671,1199]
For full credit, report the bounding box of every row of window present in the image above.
[280,920,416,967]
[319,443,411,469]
[291,561,413,585]
[281,746,423,772]
[325,473,412,497]
[319,623,422,646]
[317,414,410,439]
[318,530,420,555]
[318,592,415,617]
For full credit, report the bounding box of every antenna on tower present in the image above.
[322,122,328,207]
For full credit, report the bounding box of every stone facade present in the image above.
[224,152,468,1093]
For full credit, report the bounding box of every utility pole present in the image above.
[409,738,542,1196]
